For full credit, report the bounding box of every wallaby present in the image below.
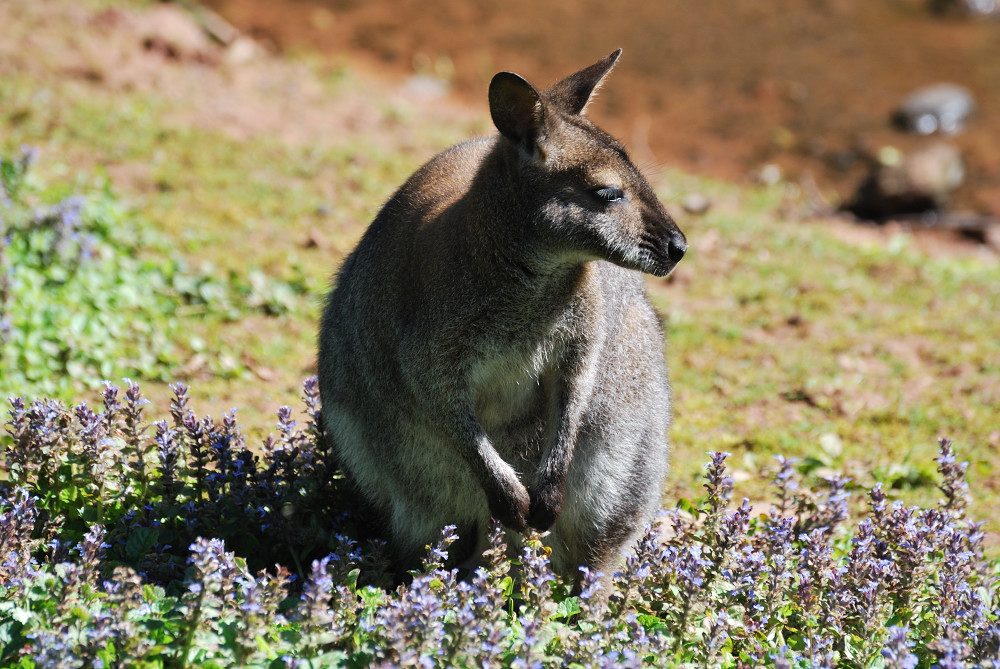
[318,49,686,582]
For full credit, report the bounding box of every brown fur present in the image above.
[318,50,686,580]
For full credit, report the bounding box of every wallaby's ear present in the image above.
[489,72,545,153]
[544,48,622,116]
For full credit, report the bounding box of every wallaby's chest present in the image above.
[465,269,600,430]
[468,334,562,452]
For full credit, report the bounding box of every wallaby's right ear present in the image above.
[489,72,545,156]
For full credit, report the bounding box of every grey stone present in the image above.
[846,142,965,220]
[681,192,711,215]
[930,0,1000,16]
[895,83,975,135]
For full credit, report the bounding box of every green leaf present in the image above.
[345,568,360,593]
[551,596,580,621]
[58,485,80,505]
[637,614,667,632]
[255,635,276,659]
[126,526,160,562]
[675,497,698,515]
[500,575,514,599]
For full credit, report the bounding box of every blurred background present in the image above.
[3,0,999,533]
[204,0,1000,234]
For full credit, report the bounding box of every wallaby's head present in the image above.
[489,49,687,278]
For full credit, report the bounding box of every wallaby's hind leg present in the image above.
[549,426,667,589]
[387,500,489,574]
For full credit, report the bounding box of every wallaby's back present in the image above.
[318,49,686,580]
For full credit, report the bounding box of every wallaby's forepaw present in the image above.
[527,483,564,532]
[488,480,531,532]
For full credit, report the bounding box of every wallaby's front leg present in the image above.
[527,349,599,532]
[453,409,531,532]
[527,418,574,531]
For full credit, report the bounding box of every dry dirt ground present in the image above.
[2,0,996,430]
[206,0,1000,218]
[0,1,480,153]
[1,0,489,430]
[4,1,999,545]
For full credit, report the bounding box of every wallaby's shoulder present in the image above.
[388,136,499,216]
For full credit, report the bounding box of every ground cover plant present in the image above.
[3,1,1000,665]
[0,148,307,402]
[1,380,999,667]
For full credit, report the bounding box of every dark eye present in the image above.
[594,186,625,203]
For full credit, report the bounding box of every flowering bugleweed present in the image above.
[0,486,37,589]
[883,625,919,669]
[1,381,999,667]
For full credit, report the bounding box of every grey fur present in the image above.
[318,49,686,580]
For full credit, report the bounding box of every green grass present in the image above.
[0,3,487,430]
[650,172,1000,530]
[2,0,999,542]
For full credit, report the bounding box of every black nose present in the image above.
[667,231,687,264]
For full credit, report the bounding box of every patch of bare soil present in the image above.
[0,0,477,149]
[203,0,1000,251]
[0,0,481,431]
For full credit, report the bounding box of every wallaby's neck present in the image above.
[445,138,598,322]
[472,139,583,282]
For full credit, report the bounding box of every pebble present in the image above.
[681,192,711,215]
[224,37,261,66]
[139,5,214,61]
[904,143,965,197]
[756,163,783,186]
[401,75,450,99]
[894,83,975,135]
[930,0,1000,16]
[845,142,965,219]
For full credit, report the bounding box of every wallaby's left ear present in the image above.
[489,71,545,155]
[544,48,622,116]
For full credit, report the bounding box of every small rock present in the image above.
[845,142,965,220]
[755,163,782,186]
[139,6,215,61]
[401,75,450,99]
[903,143,965,197]
[930,0,1000,16]
[894,83,975,135]
[681,192,711,215]
[224,36,261,66]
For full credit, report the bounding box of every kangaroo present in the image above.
[318,49,686,582]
